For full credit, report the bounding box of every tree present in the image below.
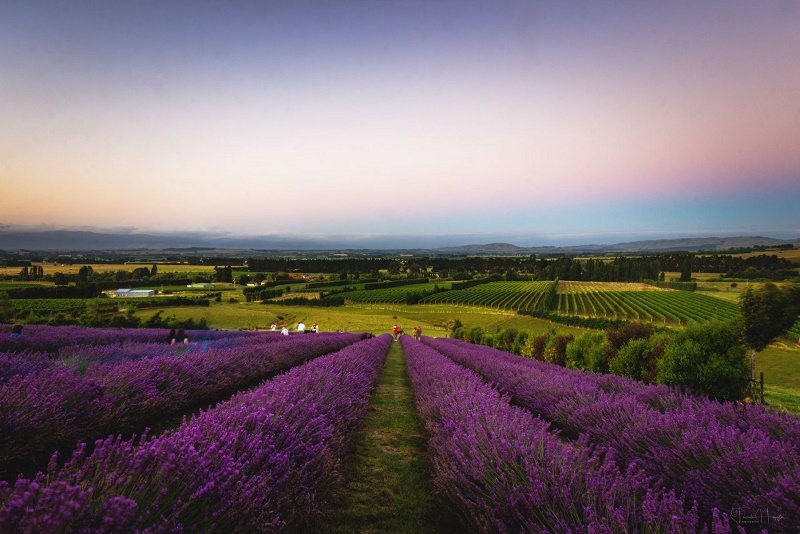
[656,320,749,401]
[214,266,233,283]
[53,272,69,286]
[0,292,13,323]
[544,334,574,366]
[565,332,607,372]
[678,254,693,282]
[740,282,800,379]
[609,333,668,383]
[150,264,158,276]
[78,265,94,283]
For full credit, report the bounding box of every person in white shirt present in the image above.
[270,323,277,331]
[297,322,305,333]
[280,326,289,335]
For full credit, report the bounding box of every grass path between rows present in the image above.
[324,339,446,533]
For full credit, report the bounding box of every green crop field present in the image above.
[10,298,117,316]
[335,282,452,304]
[420,281,553,311]
[556,281,740,324]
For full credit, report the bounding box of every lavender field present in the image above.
[1,326,798,531]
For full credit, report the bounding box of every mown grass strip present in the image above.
[324,339,445,533]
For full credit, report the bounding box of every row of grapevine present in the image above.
[333,282,450,303]
[556,284,739,324]
[420,281,552,311]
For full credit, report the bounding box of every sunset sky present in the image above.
[1,1,799,243]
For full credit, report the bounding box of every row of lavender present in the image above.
[431,337,800,447]
[1,335,282,380]
[1,330,360,474]
[0,324,266,353]
[0,335,392,531]
[424,337,800,530]
[401,336,710,531]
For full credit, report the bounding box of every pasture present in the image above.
[0,262,223,276]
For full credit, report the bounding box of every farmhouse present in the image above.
[115,289,155,298]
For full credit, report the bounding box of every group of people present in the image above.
[391,324,423,341]
[270,322,319,335]
[167,329,189,344]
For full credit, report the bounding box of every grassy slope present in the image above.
[324,340,445,533]
[758,342,800,412]
[133,301,587,338]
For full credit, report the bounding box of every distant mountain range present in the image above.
[0,229,797,255]
[437,236,800,254]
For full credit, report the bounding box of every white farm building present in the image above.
[115,289,155,298]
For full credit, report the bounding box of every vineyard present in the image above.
[556,281,740,324]
[334,282,451,303]
[420,281,554,311]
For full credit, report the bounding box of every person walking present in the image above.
[391,324,400,341]
[270,323,277,332]
[414,326,423,341]
[297,322,305,333]
[311,323,318,333]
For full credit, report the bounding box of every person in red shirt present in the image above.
[391,324,400,341]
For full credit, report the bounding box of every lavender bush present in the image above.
[0,324,265,354]
[0,332,359,473]
[402,336,702,532]
[0,335,391,531]
[425,337,800,530]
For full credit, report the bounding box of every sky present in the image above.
[1,0,799,244]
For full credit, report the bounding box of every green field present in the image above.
[336,282,453,304]
[556,281,740,325]
[132,301,587,338]
[757,343,800,412]
[420,281,553,310]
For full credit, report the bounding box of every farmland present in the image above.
[3,324,798,530]
[334,281,453,304]
[420,281,554,310]
[1,257,799,530]
[555,281,740,324]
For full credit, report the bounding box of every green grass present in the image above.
[764,386,800,413]
[324,341,446,533]
[132,301,586,339]
[757,343,800,413]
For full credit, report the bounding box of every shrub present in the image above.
[521,333,550,360]
[605,323,653,361]
[495,329,519,353]
[465,327,484,345]
[656,320,749,401]
[565,332,607,372]
[544,334,573,366]
[609,333,668,383]
[511,331,529,355]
